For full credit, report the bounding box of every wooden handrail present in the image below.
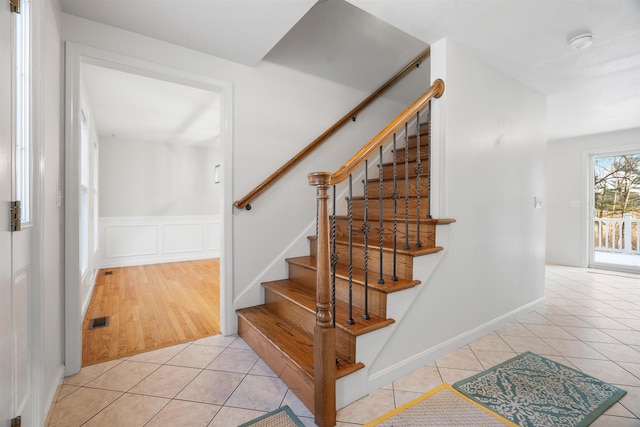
[330,79,444,185]
[234,47,431,210]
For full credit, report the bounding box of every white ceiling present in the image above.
[346,0,640,140]
[81,63,220,146]
[64,0,640,141]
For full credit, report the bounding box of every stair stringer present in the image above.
[335,224,450,409]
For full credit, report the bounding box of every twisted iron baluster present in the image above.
[391,134,399,281]
[427,102,433,219]
[362,160,370,320]
[415,111,422,248]
[404,122,410,250]
[378,146,384,285]
[331,185,337,328]
[347,175,354,325]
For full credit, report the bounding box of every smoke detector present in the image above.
[568,33,593,50]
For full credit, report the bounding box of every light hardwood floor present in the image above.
[82,259,220,366]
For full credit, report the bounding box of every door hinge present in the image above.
[10,0,20,14]
[10,201,21,232]
[11,416,21,427]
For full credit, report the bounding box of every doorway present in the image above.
[590,151,640,272]
[64,43,234,375]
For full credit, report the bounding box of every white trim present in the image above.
[29,0,45,423]
[64,42,234,375]
[367,296,545,391]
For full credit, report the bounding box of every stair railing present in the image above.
[234,47,431,211]
[308,79,444,427]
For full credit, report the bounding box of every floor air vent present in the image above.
[104,271,113,276]
[89,316,109,329]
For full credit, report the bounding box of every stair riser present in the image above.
[334,217,436,248]
[403,129,429,149]
[350,197,429,220]
[310,239,414,280]
[364,177,424,198]
[379,160,429,180]
[265,290,357,363]
[238,315,315,414]
[393,145,429,163]
[288,263,387,318]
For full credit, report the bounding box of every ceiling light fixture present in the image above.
[568,33,593,50]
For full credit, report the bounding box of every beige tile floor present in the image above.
[47,265,640,426]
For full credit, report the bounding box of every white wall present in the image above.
[62,13,431,334]
[99,138,220,216]
[546,127,640,266]
[40,0,65,422]
[368,39,548,380]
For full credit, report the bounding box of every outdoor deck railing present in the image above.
[594,216,640,254]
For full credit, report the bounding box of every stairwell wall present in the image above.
[61,13,430,336]
[368,38,547,384]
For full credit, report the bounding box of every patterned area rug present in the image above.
[365,383,516,426]
[453,352,627,427]
[239,405,305,427]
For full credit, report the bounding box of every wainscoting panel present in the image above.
[105,225,157,258]
[99,216,220,268]
[164,223,205,254]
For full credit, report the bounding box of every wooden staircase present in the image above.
[237,114,454,424]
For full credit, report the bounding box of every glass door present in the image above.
[591,152,640,272]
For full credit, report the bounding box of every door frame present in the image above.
[586,145,640,272]
[64,42,234,375]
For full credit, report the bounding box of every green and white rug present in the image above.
[453,352,627,427]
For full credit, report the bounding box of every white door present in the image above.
[1,0,35,425]
[0,0,15,423]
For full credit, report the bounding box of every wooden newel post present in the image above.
[308,171,337,427]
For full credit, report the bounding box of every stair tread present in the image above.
[263,279,395,335]
[349,195,428,202]
[335,215,456,225]
[236,305,364,379]
[364,175,423,184]
[287,256,420,294]
[308,235,443,257]
[379,158,427,168]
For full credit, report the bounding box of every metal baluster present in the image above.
[415,111,422,248]
[391,134,399,281]
[347,175,354,325]
[378,146,385,284]
[331,185,337,328]
[426,102,433,219]
[404,123,410,250]
[362,160,370,320]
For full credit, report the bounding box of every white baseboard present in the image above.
[99,215,220,268]
[367,296,546,391]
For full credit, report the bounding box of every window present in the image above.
[93,138,99,253]
[80,109,89,274]
[14,0,31,224]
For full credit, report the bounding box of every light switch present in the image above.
[534,196,542,208]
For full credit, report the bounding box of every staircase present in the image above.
[237,80,450,426]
